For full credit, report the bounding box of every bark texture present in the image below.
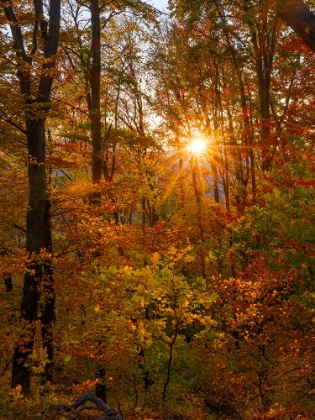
[278,0,315,52]
[2,0,61,394]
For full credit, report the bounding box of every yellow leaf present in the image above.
[94,304,100,312]
[151,252,160,268]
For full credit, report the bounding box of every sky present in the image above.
[150,0,169,12]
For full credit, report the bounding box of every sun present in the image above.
[187,138,207,155]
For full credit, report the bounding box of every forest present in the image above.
[0,0,315,419]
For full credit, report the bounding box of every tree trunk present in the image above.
[278,0,315,52]
[41,199,55,384]
[89,0,108,400]
[90,0,110,187]
[252,28,273,171]
[12,117,47,394]
[5,0,61,395]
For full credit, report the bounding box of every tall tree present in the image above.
[0,0,61,394]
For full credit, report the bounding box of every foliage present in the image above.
[1,0,315,418]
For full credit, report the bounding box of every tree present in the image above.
[278,0,315,52]
[0,0,61,394]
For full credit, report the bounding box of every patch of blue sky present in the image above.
[148,0,169,12]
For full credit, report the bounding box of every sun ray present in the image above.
[160,156,187,205]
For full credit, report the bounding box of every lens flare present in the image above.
[187,138,207,154]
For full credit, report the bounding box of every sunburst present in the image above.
[187,138,208,155]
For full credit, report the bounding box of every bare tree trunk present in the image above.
[89,0,107,401]
[41,199,55,384]
[90,0,110,186]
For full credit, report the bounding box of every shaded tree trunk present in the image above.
[41,199,55,384]
[11,117,47,393]
[89,0,108,401]
[3,0,61,395]
[278,0,315,52]
[5,277,13,293]
[251,20,278,171]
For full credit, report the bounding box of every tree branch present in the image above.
[277,0,315,52]
[51,393,124,419]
